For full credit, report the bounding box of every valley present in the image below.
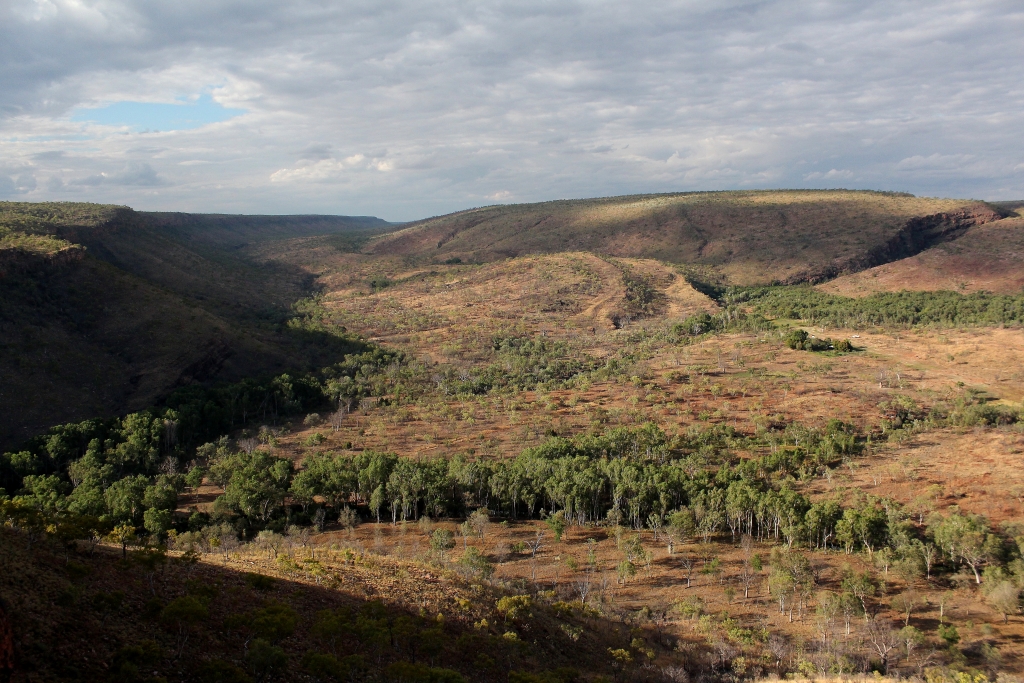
[2,192,1024,683]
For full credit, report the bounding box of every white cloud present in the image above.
[0,0,1021,218]
[270,154,393,183]
[804,169,854,181]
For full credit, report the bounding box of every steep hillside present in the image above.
[368,191,1002,285]
[0,203,397,450]
[821,216,1024,297]
[0,525,641,683]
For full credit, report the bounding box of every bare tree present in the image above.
[527,531,544,559]
[678,554,695,588]
[739,559,757,599]
[329,406,347,432]
[815,592,840,649]
[575,569,593,603]
[647,513,663,541]
[469,508,490,538]
[919,542,938,579]
[891,590,924,626]
[527,531,544,583]
[937,591,954,622]
[767,633,789,670]
[867,619,901,675]
[238,437,259,454]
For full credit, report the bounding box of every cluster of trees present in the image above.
[2,416,861,545]
[614,265,662,325]
[669,310,774,340]
[435,335,597,395]
[283,421,860,534]
[0,344,405,536]
[735,286,1024,329]
[784,330,854,353]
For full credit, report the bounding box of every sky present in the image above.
[1,0,1022,221]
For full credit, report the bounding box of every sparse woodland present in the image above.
[2,197,1024,683]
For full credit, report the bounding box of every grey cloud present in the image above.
[0,172,35,197]
[71,162,163,187]
[0,0,1021,218]
[32,150,65,161]
[297,144,333,161]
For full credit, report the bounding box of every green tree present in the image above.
[430,529,456,559]
[105,475,149,525]
[160,595,208,658]
[930,511,994,583]
[249,602,298,643]
[212,451,293,522]
[458,547,494,580]
[545,510,567,542]
[899,626,925,668]
[107,522,137,558]
[17,474,69,514]
[245,639,287,683]
[144,508,173,539]
[302,651,366,682]
[841,569,877,621]
[185,465,206,503]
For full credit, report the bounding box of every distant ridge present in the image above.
[142,211,395,247]
[368,190,1002,285]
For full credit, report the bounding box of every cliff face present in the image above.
[0,244,85,279]
[785,205,1006,284]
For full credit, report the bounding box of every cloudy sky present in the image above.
[1,0,1022,220]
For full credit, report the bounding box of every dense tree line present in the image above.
[284,421,859,536]
[0,345,402,522]
[733,287,1024,329]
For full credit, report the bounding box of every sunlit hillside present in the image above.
[369,191,1001,285]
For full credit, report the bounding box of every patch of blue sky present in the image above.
[71,94,245,132]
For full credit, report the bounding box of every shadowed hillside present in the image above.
[368,191,1002,285]
[821,216,1024,297]
[0,203,398,450]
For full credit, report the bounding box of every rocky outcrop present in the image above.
[784,204,1006,284]
[0,244,85,280]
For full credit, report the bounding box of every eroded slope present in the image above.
[821,217,1024,296]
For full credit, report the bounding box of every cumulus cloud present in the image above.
[270,154,393,183]
[0,0,1022,218]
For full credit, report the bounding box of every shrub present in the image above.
[245,639,287,683]
[430,529,456,556]
[244,573,276,592]
[458,547,494,579]
[496,595,532,621]
[384,661,466,683]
